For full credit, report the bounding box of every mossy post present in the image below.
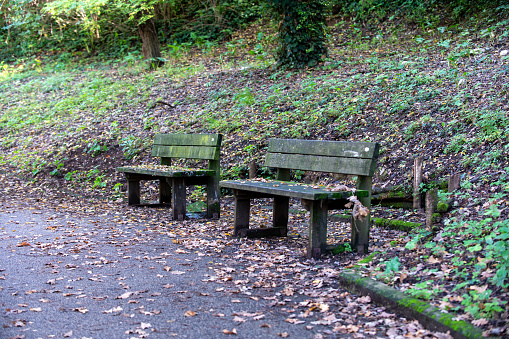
[249,160,257,179]
[413,157,423,210]
[426,188,438,229]
[448,173,461,192]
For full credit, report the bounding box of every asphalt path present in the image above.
[0,200,449,339]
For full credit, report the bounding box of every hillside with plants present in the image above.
[1,1,509,336]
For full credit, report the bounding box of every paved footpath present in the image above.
[0,199,449,339]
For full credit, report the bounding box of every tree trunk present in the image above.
[138,17,163,69]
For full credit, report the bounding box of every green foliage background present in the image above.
[1,0,507,64]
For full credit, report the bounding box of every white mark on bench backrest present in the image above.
[345,151,360,157]
[365,147,370,152]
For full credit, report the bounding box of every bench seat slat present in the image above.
[117,166,214,178]
[154,134,221,147]
[265,153,377,176]
[152,145,219,160]
[268,139,379,159]
[220,180,367,200]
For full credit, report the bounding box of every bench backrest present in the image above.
[265,139,379,178]
[152,133,222,167]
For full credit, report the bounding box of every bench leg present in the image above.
[273,197,289,236]
[172,178,186,221]
[352,217,370,254]
[127,180,141,205]
[234,194,250,237]
[307,200,328,259]
[159,178,171,204]
[206,176,220,219]
[351,176,372,254]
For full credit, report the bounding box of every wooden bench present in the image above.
[117,133,222,220]
[220,138,379,258]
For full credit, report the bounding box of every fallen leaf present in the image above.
[13,320,26,327]
[116,292,133,299]
[103,306,123,314]
[74,307,88,314]
[63,330,73,337]
[30,307,42,312]
[286,318,305,324]
[184,310,197,317]
[427,256,441,264]
[223,328,237,335]
[278,332,289,337]
[357,296,371,303]
[140,322,152,329]
[233,316,246,323]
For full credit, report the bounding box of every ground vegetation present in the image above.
[1,1,509,336]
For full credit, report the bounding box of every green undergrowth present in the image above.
[403,174,509,320]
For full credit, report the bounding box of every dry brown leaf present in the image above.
[427,256,441,264]
[468,285,488,293]
[103,306,123,314]
[185,310,197,317]
[116,292,133,299]
[357,296,371,304]
[222,328,237,335]
[233,316,246,323]
[278,332,289,337]
[285,318,305,324]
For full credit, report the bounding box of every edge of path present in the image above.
[337,270,488,339]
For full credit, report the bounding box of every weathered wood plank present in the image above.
[220,180,367,200]
[152,145,219,160]
[154,133,222,147]
[268,139,379,159]
[117,167,214,178]
[265,153,377,176]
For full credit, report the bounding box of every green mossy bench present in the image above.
[220,138,380,259]
[117,133,222,220]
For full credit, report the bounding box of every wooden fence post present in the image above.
[413,157,423,210]
[249,161,257,179]
[426,188,438,229]
[448,173,461,192]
